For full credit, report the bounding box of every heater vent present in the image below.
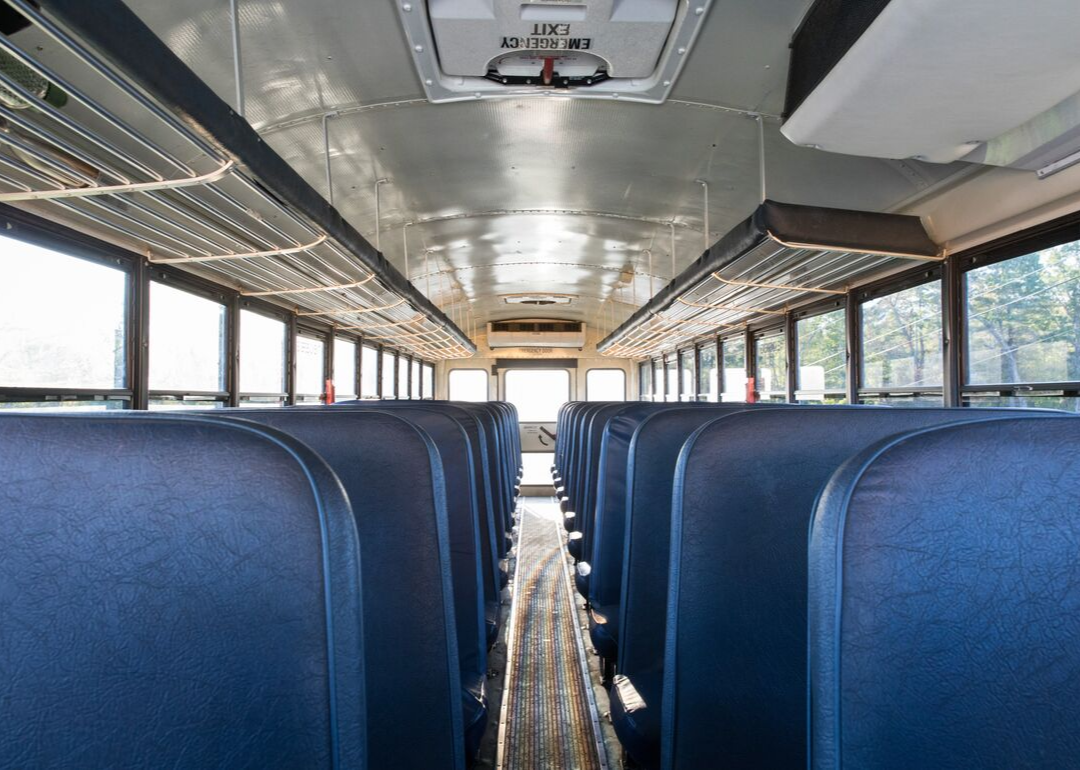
[488,319,586,348]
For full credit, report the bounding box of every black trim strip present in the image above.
[785,0,893,118]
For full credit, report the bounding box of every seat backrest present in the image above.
[0,413,365,769]
[442,403,509,555]
[554,402,573,472]
[617,405,755,676]
[567,402,601,515]
[456,403,514,528]
[217,409,465,770]
[665,406,1065,770]
[332,405,488,685]
[586,402,679,606]
[339,401,506,561]
[808,415,1080,770]
[576,403,642,550]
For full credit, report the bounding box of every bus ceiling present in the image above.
[4,0,1080,357]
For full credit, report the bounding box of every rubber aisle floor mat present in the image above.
[497,500,606,770]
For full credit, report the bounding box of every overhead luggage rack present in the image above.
[597,200,943,358]
[0,0,475,360]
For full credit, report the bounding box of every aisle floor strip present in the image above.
[497,498,608,770]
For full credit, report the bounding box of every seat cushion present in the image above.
[567,530,583,560]
[589,603,619,661]
[461,669,488,760]
[485,600,500,649]
[611,671,662,770]
[575,561,591,599]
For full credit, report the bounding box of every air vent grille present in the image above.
[491,321,583,333]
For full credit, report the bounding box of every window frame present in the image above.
[793,299,848,404]
[0,207,447,413]
[585,367,627,401]
[638,361,652,401]
[957,214,1080,405]
[718,330,748,403]
[378,347,397,399]
[237,301,290,408]
[677,347,696,402]
[503,367,572,421]
[663,353,678,402]
[855,265,945,405]
[421,361,435,399]
[294,326,330,403]
[448,367,490,402]
[359,343,380,399]
[751,324,790,403]
[0,218,135,408]
[332,333,361,401]
[146,266,233,409]
[12,190,1080,416]
[695,337,719,402]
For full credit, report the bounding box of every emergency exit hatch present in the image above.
[396,0,712,104]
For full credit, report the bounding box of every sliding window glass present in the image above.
[295,333,326,404]
[721,335,747,402]
[586,368,626,401]
[398,355,407,398]
[754,329,787,402]
[449,368,488,401]
[381,350,397,398]
[360,344,379,398]
[148,280,226,410]
[652,359,663,400]
[505,369,570,422]
[409,359,421,399]
[796,307,847,403]
[861,279,942,405]
[678,349,695,401]
[697,342,718,401]
[638,361,653,401]
[965,239,1080,411]
[664,355,678,402]
[239,308,286,407]
[0,235,128,411]
[422,363,434,399]
[334,337,358,401]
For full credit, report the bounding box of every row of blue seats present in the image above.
[553,401,1080,769]
[0,400,521,770]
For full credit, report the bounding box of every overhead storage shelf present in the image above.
[596,200,942,358]
[4,0,475,360]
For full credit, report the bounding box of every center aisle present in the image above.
[497,498,608,770]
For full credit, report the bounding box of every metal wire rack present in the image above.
[597,200,944,359]
[0,0,474,360]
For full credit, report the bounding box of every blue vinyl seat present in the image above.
[216,408,470,769]
[329,405,491,749]
[664,407,1064,770]
[609,405,757,767]
[0,413,366,769]
[336,402,504,648]
[573,403,662,601]
[567,403,638,561]
[809,415,1080,770]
